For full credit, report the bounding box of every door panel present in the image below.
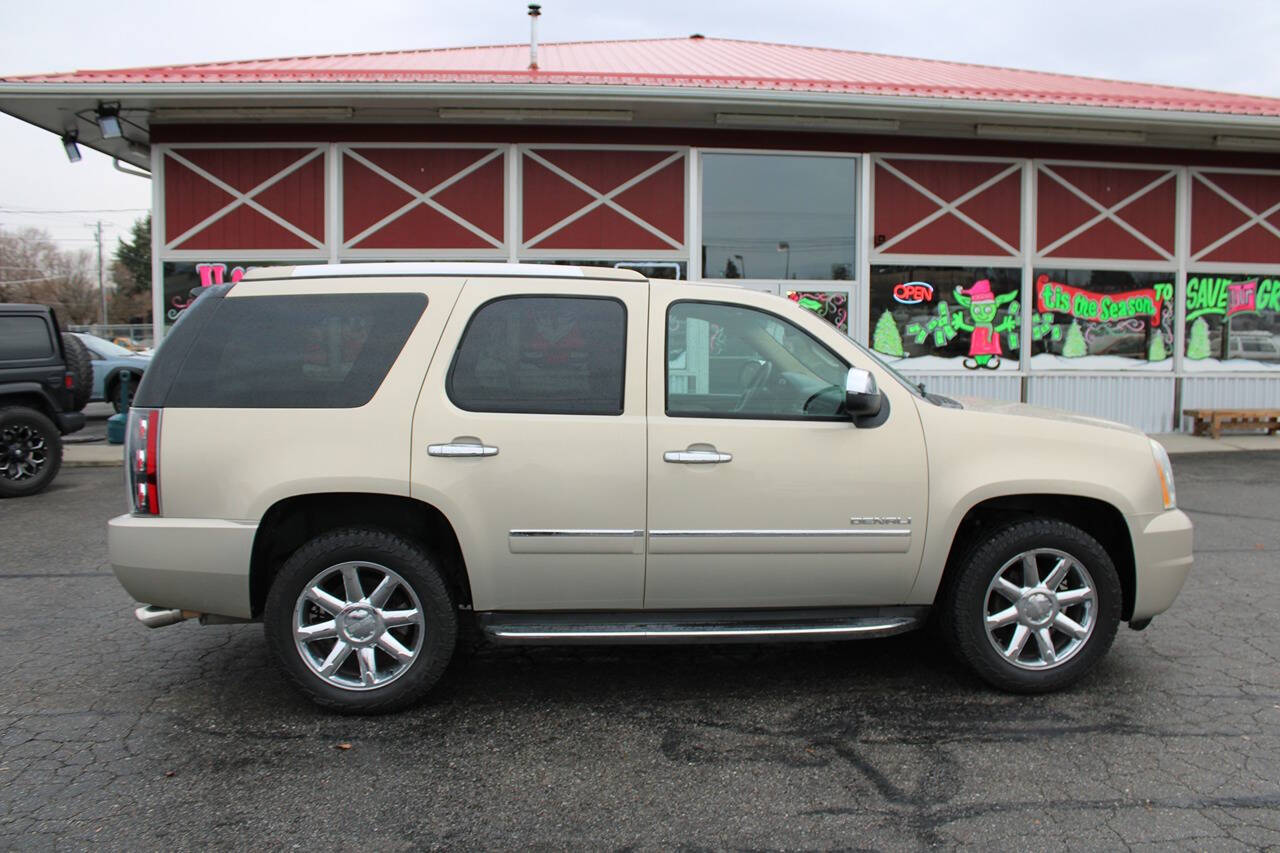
[644,283,929,609]
[411,278,648,611]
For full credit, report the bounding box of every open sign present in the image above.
[893,281,934,304]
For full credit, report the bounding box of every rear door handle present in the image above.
[664,449,732,464]
[428,442,499,458]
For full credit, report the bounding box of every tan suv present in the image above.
[109,263,1192,712]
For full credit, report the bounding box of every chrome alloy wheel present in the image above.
[983,548,1097,671]
[293,561,426,691]
[0,423,48,481]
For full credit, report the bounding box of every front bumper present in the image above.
[1129,508,1194,621]
[108,514,257,619]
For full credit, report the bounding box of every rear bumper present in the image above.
[55,410,85,434]
[108,514,257,619]
[1130,508,1194,621]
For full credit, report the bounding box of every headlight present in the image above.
[1149,438,1176,510]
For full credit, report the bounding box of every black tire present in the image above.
[264,528,458,714]
[939,518,1122,694]
[108,372,140,414]
[0,406,63,498]
[60,333,93,411]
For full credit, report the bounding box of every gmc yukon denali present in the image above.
[108,263,1193,713]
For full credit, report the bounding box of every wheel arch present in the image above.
[249,492,471,619]
[934,493,1137,621]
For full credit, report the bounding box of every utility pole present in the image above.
[95,220,106,328]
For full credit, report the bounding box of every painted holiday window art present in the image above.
[869,266,1181,372]
[1183,274,1280,372]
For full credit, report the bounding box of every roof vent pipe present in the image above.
[528,4,541,70]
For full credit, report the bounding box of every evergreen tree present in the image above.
[1062,320,1088,358]
[113,215,151,295]
[872,310,904,357]
[1148,333,1167,362]
[1186,318,1211,360]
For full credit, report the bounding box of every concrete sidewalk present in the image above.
[61,431,1280,468]
[63,442,124,468]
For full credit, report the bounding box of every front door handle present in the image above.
[428,441,499,458]
[664,448,732,464]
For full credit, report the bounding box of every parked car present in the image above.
[0,304,87,497]
[108,263,1193,713]
[72,333,151,412]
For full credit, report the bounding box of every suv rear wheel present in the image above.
[0,406,62,498]
[941,518,1122,693]
[263,528,457,714]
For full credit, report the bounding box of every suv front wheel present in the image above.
[941,518,1122,693]
[264,528,458,713]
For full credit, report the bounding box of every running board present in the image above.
[476,607,927,645]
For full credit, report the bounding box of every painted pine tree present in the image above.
[872,310,904,357]
[1148,332,1167,362]
[1062,320,1088,358]
[1186,317,1211,360]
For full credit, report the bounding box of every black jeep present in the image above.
[0,304,89,497]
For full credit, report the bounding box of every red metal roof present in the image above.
[8,37,1280,117]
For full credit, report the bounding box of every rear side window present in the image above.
[164,293,427,408]
[0,317,54,360]
[448,296,626,415]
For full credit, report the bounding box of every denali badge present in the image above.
[850,516,912,526]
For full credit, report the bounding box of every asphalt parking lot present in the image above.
[2,455,1278,850]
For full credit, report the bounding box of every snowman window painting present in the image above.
[869,266,1022,371]
[449,296,626,415]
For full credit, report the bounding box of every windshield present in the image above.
[77,334,134,358]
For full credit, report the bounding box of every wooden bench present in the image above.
[1183,408,1280,439]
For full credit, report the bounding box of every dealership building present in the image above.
[4,33,1280,431]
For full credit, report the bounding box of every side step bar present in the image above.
[477,607,927,645]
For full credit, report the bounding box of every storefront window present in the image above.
[1031,269,1173,371]
[702,153,856,281]
[532,259,687,280]
[786,290,851,334]
[161,261,302,329]
[869,266,1021,371]
[1184,274,1280,371]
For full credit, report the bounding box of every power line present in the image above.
[0,206,149,214]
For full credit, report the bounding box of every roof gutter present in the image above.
[2,82,1280,131]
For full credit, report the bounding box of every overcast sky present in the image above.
[3,0,1278,252]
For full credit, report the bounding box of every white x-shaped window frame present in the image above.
[1036,164,1177,263]
[1190,170,1280,263]
[520,148,686,251]
[163,147,327,252]
[872,157,1023,257]
[341,147,506,251]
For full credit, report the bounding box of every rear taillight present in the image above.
[64,372,75,389]
[126,408,161,515]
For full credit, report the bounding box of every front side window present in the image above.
[666,301,847,419]
[701,153,856,281]
[448,296,626,415]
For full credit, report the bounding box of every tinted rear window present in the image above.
[0,316,54,360]
[447,296,626,415]
[163,293,426,408]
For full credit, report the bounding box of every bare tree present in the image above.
[0,227,100,324]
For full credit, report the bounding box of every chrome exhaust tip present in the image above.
[134,605,198,629]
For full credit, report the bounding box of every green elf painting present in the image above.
[953,279,1018,369]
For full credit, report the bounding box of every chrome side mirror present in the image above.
[845,367,883,419]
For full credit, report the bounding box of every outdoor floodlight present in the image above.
[96,104,122,139]
[62,132,82,163]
